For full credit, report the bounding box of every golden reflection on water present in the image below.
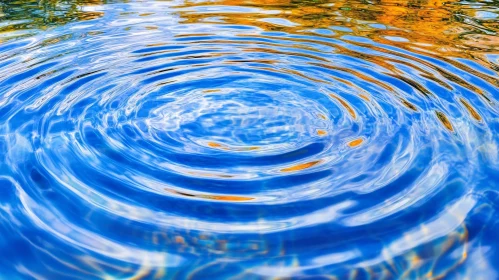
[177,0,499,56]
[436,111,455,132]
[207,141,260,151]
[348,137,364,147]
[281,160,322,172]
[316,129,327,136]
[1,0,497,59]
[329,93,358,119]
[460,97,483,122]
[174,0,497,134]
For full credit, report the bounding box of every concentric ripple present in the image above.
[1,0,499,279]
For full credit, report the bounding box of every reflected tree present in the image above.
[0,0,112,33]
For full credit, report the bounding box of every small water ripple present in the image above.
[0,0,499,279]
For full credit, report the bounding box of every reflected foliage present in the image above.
[177,0,499,52]
[0,0,112,36]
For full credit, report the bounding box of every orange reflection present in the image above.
[281,160,321,172]
[318,114,328,120]
[317,129,327,136]
[177,0,499,60]
[165,188,254,202]
[329,94,357,119]
[348,138,364,148]
[359,94,370,102]
[205,195,253,201]
[208,141,260,151]
[208,141,225,149]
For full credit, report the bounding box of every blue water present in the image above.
[0,0,499,279]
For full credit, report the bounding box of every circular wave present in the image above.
[0,0,498,279]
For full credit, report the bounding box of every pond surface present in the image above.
[1,0,499,279]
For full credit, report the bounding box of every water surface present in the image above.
[1,0,499,279]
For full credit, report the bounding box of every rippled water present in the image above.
[1,0,499,279]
